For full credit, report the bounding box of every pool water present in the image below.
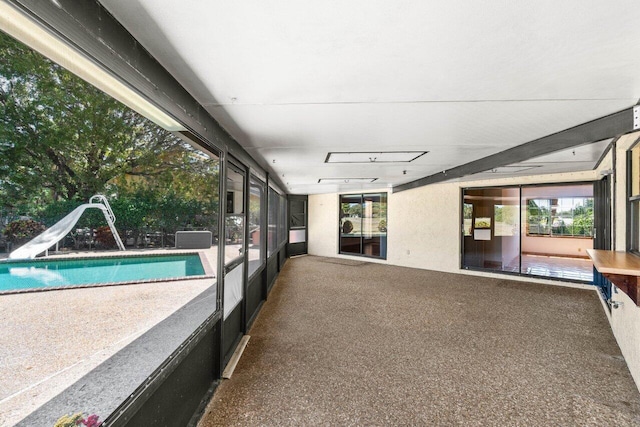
[0,254,206,292]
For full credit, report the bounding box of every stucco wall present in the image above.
[609,131,640,390]
[307,193,339,257]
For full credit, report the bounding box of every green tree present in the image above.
[0,31,221,252]
[0,31,205,206]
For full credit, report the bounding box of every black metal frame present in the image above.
[337,192,388,260]
[0,3,293,424]
[625,136,640,253]
[221,157,248,366]
[593,175,613,306]
[106,312,221,426]
[287,195,309,257]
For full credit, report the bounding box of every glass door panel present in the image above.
[363,193,386,257]
[462,187,520,273]
[248,176,265,278]
[340,194,363,254]
[224,164,245,320]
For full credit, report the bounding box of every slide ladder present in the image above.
[8,195,126,260]
[89,195,125,252]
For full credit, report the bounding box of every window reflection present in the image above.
[248,176,264,277]
[267,188,278,256]
[462,188,520,272]
[224,166,245,265]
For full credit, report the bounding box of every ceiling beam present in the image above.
[393,106,640,193]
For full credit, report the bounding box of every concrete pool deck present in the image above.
[0,247,220,426]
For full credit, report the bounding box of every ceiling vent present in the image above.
[325,151,428,163]
[483,165,542,174]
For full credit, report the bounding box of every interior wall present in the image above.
[521,236,593,257]
[521,184,594,258]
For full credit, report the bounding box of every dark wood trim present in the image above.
[602,274,640,305]
[588,249,640,305]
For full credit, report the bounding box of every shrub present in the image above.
[342,220,353,234]
[94,226,116,248]
[378,219,387,232]
[54,413,83,427]
[3,219,46,244]
[54,413,102,427]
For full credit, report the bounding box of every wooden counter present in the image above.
[588,249,640,305]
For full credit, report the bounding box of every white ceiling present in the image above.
[99,0,640,194]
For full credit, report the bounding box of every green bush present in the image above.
[342,220,353,234]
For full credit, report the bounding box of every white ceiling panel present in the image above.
[99,0,640,194]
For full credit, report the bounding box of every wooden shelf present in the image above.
[587,249,640,305]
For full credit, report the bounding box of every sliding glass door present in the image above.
[462,184,594,282]
[339,193,387,259]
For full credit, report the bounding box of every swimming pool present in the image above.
[0,254,209,293]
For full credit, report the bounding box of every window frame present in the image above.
[247,174,266,279]
[525,197,594,239]
[627,139,640,253]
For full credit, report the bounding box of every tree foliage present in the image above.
[0,31,217,208]
[0,31,220,249]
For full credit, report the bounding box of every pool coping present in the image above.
[0,251,216,296]
[14,280,220,427]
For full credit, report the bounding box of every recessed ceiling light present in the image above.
[318,178,378,184]
[325,151,428,163]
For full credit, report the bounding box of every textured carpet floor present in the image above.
[198,256,640,426]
